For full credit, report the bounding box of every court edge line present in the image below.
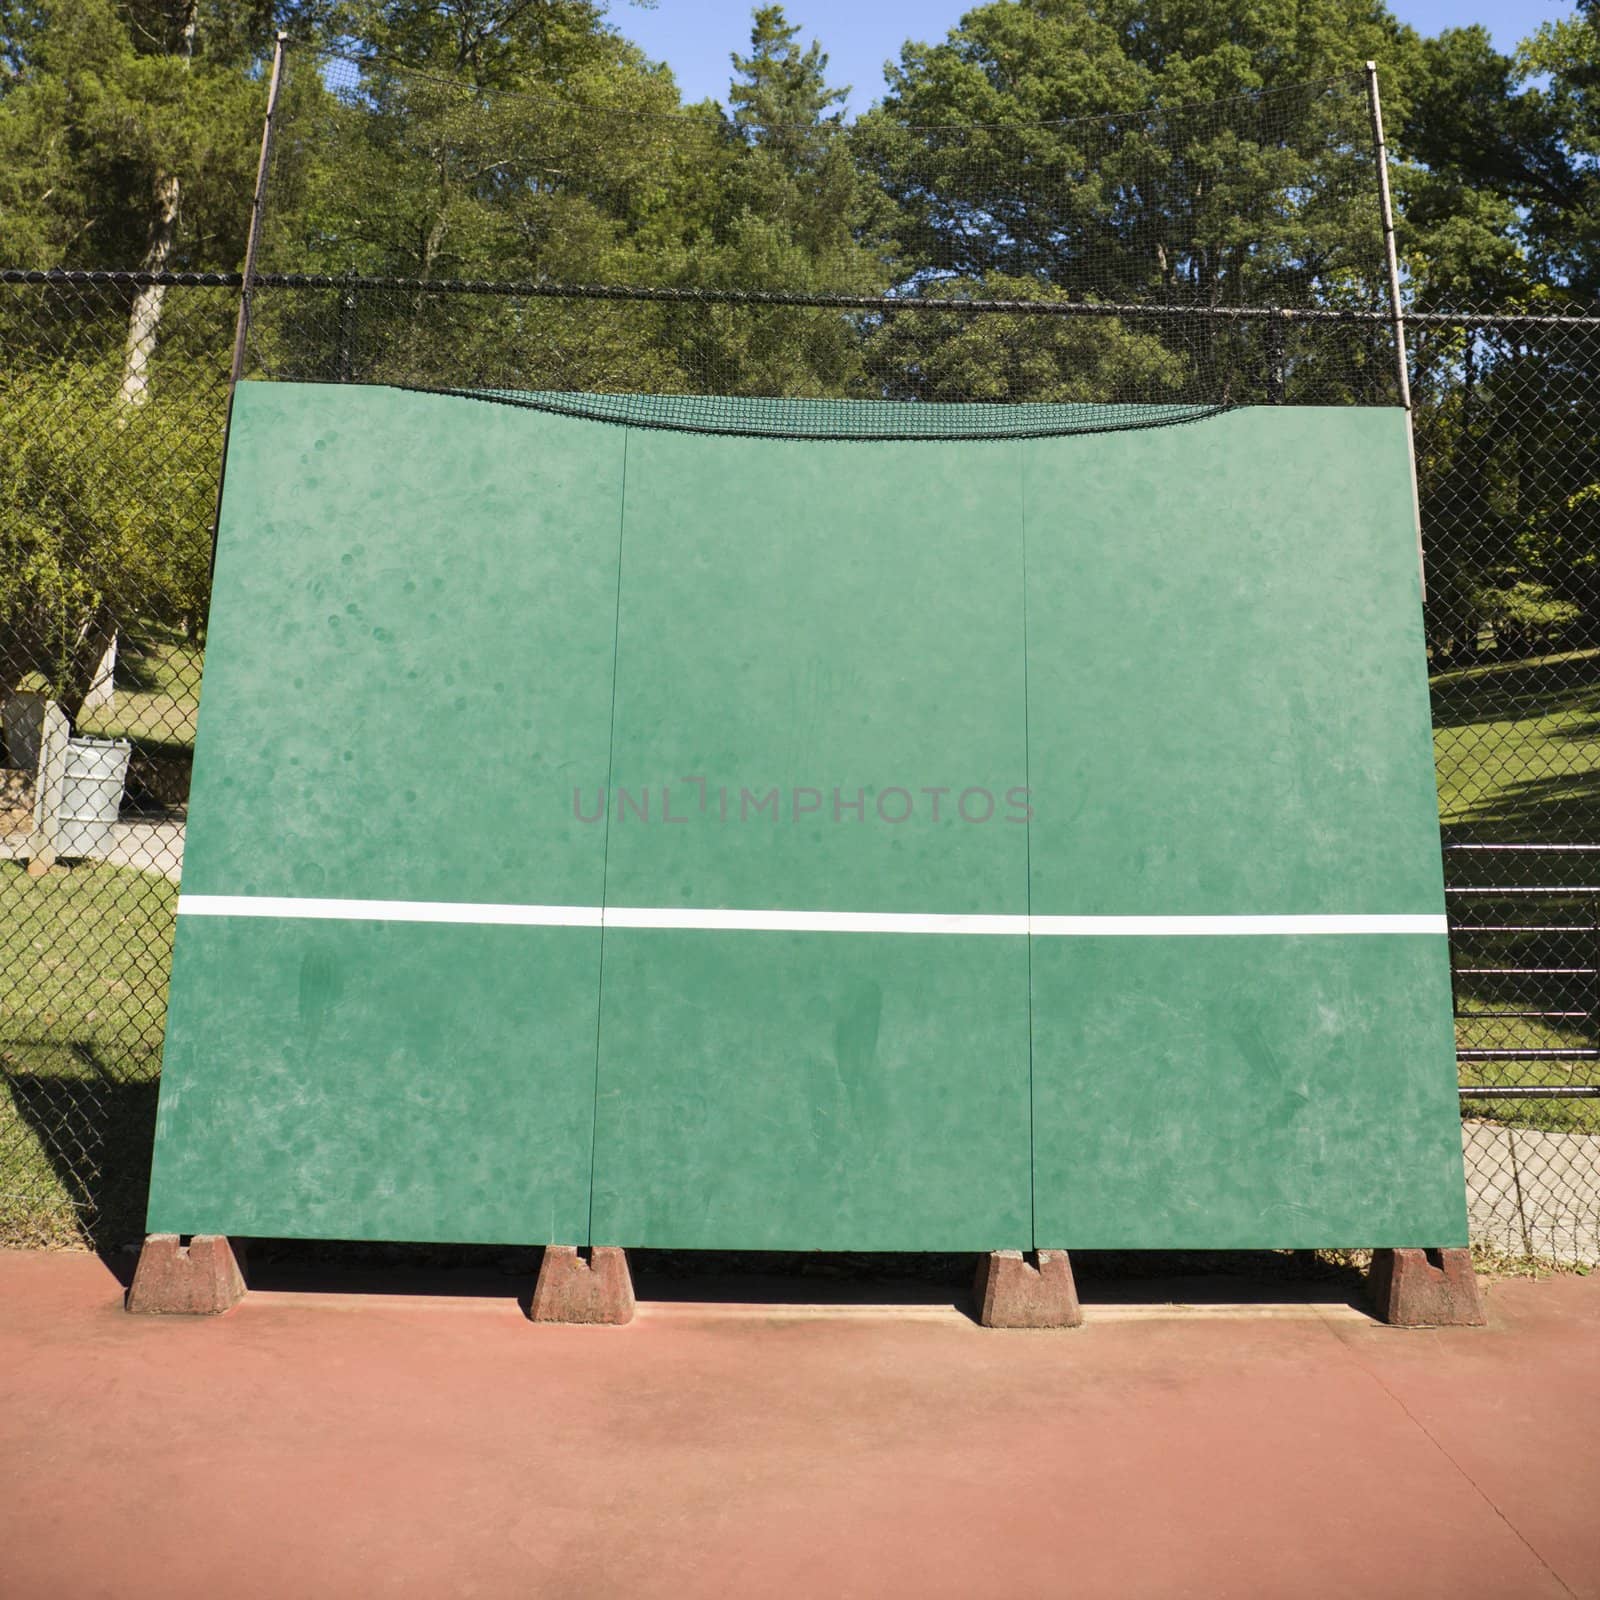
[175,897,1447,936]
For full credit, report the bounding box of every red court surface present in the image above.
[2,1250,1596,1599]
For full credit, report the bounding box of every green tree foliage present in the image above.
[1398,11,1600,656]
[254,3,891,395]
[1411,318,1600,663]
[850,1,1427,406]
[4,0,1600,677]
[1519,1,1600,301]
[675,6,889,394]
[1395,26,1556,305]
[864,275,1195,406]
[854,0,1419,303]
[0,1,266,715]
[721,6,886,292]
[276,0,697,281]
[253,1,727,390]
[0,0,287,272]
[0,360,216,710]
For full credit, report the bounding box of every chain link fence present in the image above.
[2,117,1597,1260]
[1414,308,1600,1261]
[0,270,231,1245]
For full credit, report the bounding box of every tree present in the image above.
[1519,1,1600,301]
[653,5,889,397]
[720,4,885,288]
[855,0,1427,299]
[0,1,301,274]
[0,1,283,719]
[304,0,699,279]
[1396,12,1600,655]
[863,274,1196,405]
[846,0,1433,407]
[261,0,720,398]
[728,5,844,160]
[1396,25,1569,307]
[262,4,891,400]
[0,361,216,712]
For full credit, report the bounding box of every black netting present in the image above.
[436,387,1224,441]
[235,51,1398,438]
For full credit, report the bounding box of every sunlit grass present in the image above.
[74,627,203,760]
[1433,643,1600,1136]
[0,860,175,1246]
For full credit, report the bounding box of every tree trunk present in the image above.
[121,0,195,408]
[118,171,182,409]
[55,605,120,730]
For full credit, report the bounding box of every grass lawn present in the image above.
[75,626,203,763]
[12,625,203,767]
[0,861,175,1247]
[1432,644,1600,1134]
[1457,1041,1600,1136]
[0,627,197,1246]
[1433,645,1600,848]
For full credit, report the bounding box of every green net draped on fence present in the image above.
[443,387,1220,439]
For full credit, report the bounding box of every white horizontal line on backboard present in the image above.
[176,897,1446,937]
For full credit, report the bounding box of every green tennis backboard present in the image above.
[145,382,1467,1251]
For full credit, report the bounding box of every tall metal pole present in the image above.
[1366,60,1425,597]
[1365,60,1411,410]
[209,32,288,582]
[229,31,288,387]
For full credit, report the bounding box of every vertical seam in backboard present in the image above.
[585,427,630,1249]
[1019,439,1038,1252]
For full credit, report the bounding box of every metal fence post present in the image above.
[229,32,288,390]
[207,32,289,583]
[1265,308,1287,403]
[1365,62,1412,413]
[336,270,359,383]
[1365,60,1427,601]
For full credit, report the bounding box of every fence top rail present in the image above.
[0,268,244,288]
[1445,843,1600,852]
[5,266,1599,327]
[1447,888,1600,896]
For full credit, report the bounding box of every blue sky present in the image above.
[615,0,1573,116]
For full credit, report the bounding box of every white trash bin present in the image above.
[55,736,132,859]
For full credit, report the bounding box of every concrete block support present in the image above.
[975,1249,1083,1329]
[127,1234,246,1315]
[528,1246,635,1326]
[1368,1247,1486,1327]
